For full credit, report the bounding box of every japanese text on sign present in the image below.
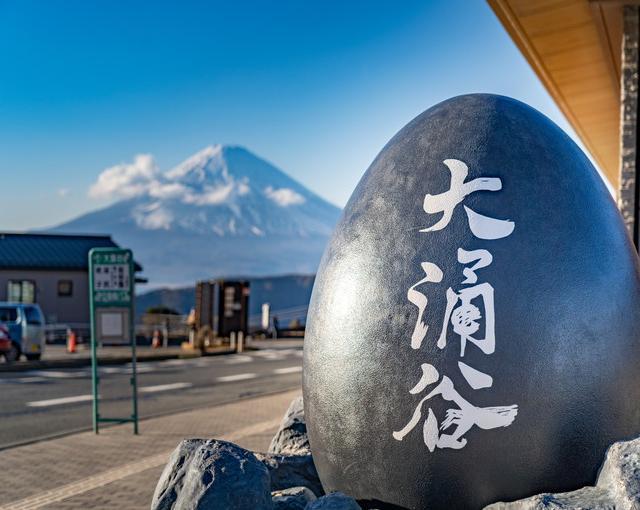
[392,159,518,452]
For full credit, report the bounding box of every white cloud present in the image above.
[132,202,173,230]
[264,186,305,207]
[56,188,70,198]
[88,152,253,208]
[183,183,235,205]
[89,154,158,200]
[148,182,187,199]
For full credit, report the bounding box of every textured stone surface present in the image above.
[486,436,640,509]
[256,452,324,498]
[271,486,317,510]
[619,5,639,241]
[306,492,362,509]
[303,94,640,509]
[151,439,272,510]
[269,395,311,455]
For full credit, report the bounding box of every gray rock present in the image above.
[256,452,324,498]
[269,395,310,455]
[306,492,361,510]
[151,439,273,510]
[272,486,317,510]
[486,436,640,510]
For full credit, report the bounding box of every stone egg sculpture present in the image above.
[302,94,640,510]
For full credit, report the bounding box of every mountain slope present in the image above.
[52,145,341,287]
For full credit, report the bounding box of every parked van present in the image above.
[0,302,45,361]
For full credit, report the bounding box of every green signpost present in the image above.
[88,247,138,434]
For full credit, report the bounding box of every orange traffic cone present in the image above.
[67,329,77,353]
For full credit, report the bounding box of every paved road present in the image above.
[0,346,303,449]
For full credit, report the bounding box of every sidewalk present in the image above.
[0,338,305,372]
[0,388,300,510]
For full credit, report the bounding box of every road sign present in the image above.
[89,248,138,434]
[217,280,249,337]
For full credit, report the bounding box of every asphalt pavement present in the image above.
[0,345,303,449]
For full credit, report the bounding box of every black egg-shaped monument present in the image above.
[302,94,640,510]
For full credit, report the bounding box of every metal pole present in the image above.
[130,258,139,435]
[89,256,99,434]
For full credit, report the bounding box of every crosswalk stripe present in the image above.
[0,376,47,384]
[224,355,253,364]
[26,394,93,407]
[216,373,257,382]
[24,370,83,379]
[139,382,192,393]
[273,366,303,374]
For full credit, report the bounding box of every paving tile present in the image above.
[0,389,299,510]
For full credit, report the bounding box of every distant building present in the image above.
[0,233,143,324]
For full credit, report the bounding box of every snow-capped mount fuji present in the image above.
[52,145,342,287]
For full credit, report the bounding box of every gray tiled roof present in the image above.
[0,233,143,271]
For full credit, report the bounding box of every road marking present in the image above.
[216,373,257,382]
[139,382,192,393]
[162,359,190,366]
[25,370,83,379]
[26,394,93,407]
[16,377,48,383]
[254,349,284,356]
[0,376,47,384]
[224,354,253,364]
[0,417,282,510]
[273,366,302,374]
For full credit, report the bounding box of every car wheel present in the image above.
[25,353,41,361]
[4,343,20,363]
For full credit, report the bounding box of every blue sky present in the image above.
[0,0,578,230]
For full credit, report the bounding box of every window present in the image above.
[58,280,73,297]
[0,307,18,323]
[7,280,35,303]
[24,306,43,325]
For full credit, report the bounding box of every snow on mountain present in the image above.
[52,145,342,287]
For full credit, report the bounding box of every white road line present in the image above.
[224,355,253,364]
[17,377,48,384]
[0,376,47,384]
[123,364,155,373]
[24,370,84,379]
[26,394,93,407]
[216,373,257,382]
[139,382,192,393]
[162,359,190,366]
[273,366,303,374]
[100,367,125,374]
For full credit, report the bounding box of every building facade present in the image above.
[0,233,142,325]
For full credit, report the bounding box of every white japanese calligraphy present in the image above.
[394,158,518,451]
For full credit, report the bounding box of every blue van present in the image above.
[0,303,46,361]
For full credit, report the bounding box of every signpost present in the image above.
[89,248,138,434]
[217,280,249,337]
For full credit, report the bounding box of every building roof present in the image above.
[0,232,143,272]
[488,0,622,192]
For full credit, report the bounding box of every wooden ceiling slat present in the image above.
[509,0,577,17]
[516,4,593,37]
[531,22,599,56]
[488,0,622,190]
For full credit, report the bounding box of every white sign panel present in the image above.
[93,264,130,291]
[101,312,124,337]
